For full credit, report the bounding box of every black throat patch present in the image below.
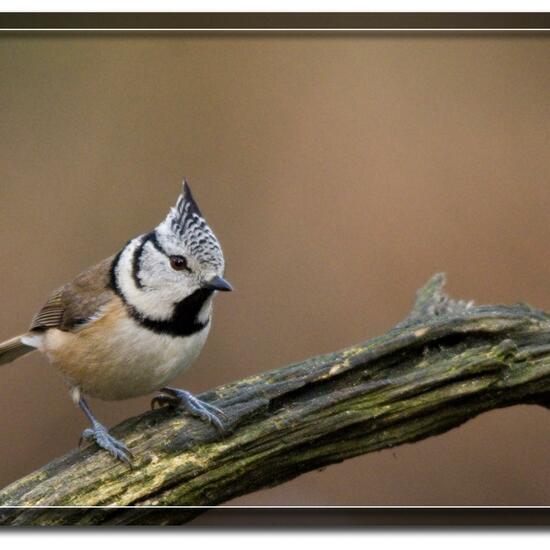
[126,288,213,337]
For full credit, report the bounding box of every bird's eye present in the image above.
[169,255,188,271]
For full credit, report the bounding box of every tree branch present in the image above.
[2,273,550,525]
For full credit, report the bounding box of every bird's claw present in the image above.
[79,422,133,466]
[152,387,228,432]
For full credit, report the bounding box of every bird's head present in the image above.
[113,180,231,322]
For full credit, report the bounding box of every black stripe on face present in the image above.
[108,242,128,296]
[127,288,214,337]
[148,231,167,256]
[130,231,169,289]
[131,237,147,289]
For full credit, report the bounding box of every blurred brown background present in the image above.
[0,33,549,506]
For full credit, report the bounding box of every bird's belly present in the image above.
[42,315,211,401]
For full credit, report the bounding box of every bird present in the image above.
[0,180,232,465]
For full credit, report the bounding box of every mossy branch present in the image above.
[2,274,550,525]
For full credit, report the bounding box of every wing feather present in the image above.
[29,255,116,332]
[29,288,65,331]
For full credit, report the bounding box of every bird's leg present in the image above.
[151,387,227,432]
[78,396,133,466]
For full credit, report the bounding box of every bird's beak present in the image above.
[202,275,233,292]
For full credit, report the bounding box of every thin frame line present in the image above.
[1,28,550,31]
[1,19,548,513]
[2,505,550,508]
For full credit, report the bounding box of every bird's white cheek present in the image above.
[116,242,181,320]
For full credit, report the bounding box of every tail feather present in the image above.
[0,334,36,366]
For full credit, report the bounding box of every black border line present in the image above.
[2,507,550,526]
[0,12,549,30]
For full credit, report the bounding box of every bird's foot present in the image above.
[151,387,227,432]
[79,422,133,466]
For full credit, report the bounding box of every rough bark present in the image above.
[1,273,550,525]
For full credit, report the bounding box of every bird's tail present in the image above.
[0,334,36,366]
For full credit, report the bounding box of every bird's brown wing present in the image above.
[30,255,117,332]
[29,286,65,331]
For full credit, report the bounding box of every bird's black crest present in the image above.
[170,180,204,237]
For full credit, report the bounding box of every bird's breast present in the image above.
[41,299,212,400]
